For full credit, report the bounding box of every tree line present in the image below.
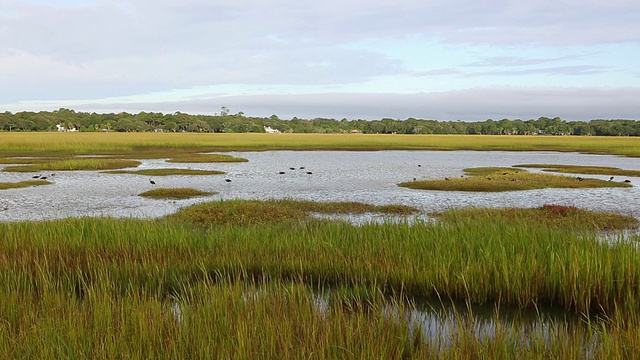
[0,108,639,136]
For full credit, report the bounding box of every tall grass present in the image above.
[0,203,639,357]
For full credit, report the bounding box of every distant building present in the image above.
[264,126,281,134]
[56,124,78,132]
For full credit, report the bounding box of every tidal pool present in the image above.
[0,150,638,222]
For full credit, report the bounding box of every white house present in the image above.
[56,124,78,132]
[264,126,281,134]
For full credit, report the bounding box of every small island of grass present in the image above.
[514,164,640,177]
[166,153,248,163]
[0,180,53,190]
[138,188,216,200]
[399,167,632,192]
[104,168,225,176]
[2,158,141,172]
[166,199,418,226]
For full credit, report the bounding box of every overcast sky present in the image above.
[1,0,639,121]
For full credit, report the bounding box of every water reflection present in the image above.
[213,288,599,353]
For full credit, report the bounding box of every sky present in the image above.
[1,0,639,121]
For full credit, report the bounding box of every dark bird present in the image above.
[418,164,421,167]
[225,179,232,183]
[149,179,156,185]
[289,167,295,170]
[306,171,313,175]
[39,176,48,180]
[609,176,614,181]
[624,179,632,183]
[299,167,305,169]
[32,175,41,179]
[576,177,584,181]
[278,171,286,174]
[444,177,450,180]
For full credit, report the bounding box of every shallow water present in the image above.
[168,289,597,354]
[1,150,639,222]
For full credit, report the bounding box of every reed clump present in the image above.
[138,188,216,200]
[0,180,53,190]
[399,167,632,192]
[104,168,225,176]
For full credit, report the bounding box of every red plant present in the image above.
[539,204,578,216]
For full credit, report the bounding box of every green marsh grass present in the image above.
[138,188,216,200]
[1,158,141,172]
[103,168,225,176]
[165,198,418,226]
[0,179,53,190]
[435,204,638,232]
[462,166,522,176]
[166,153,249,163]
[0,157,64,165]
[399,167,632,192]
[2,132,640,157]
[515,164,640,177]
[0,202,639,357]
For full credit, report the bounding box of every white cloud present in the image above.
[1,0,639,119]
[18,86,636,122]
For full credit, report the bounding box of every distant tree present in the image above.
[164,121,177,132]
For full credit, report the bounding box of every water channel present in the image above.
[1,150,639,222]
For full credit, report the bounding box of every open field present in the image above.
[0,132,639,157]
[0,200,639,358]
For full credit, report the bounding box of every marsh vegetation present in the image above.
[104,168,225,176]
[1,132,640,157]
[1,133,640,358]
[0,179,52,190]
[0,200,638,358]
[398,167,631,192]
[515,164,640,177]
[1,158,142,172]
[138,188,216,200]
